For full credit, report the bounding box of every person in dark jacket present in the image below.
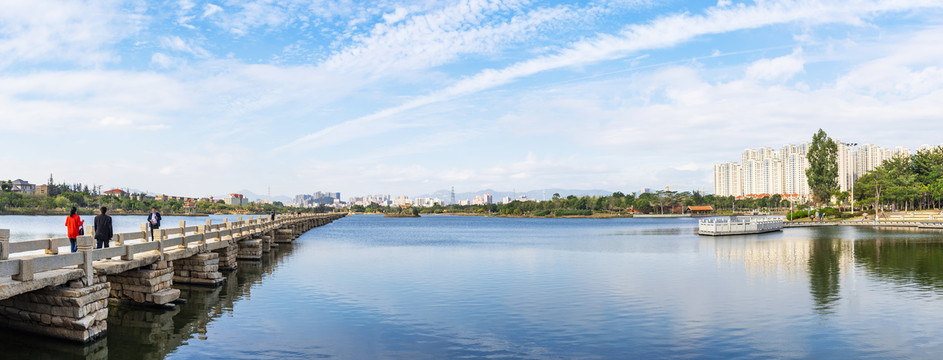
[270,210,276,221]
[148,207,162,241]
[94,206,113,249]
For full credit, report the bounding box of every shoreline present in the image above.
[0,211,295,217]
[360,212,723,219]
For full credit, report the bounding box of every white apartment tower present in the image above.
[836,141,856,192]
[780,143,810,197]
[715,141,917,200]
[856,144,889,176]
[739,147,783,196]
[713,162,742,197]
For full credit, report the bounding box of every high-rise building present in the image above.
[716,141,916,201]
[713,162,741,197]
[836,141,856,192]
[738,147,783,196]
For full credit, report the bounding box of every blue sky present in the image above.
[2,0,943,200]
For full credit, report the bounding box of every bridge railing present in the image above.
[0,214,330,284]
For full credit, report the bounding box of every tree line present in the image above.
[0,176,323,215]
[350,191,798,217]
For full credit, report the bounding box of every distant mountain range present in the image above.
[416,188,614,203]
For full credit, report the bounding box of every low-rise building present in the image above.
[11,179,35,194]
[104,189,129,198]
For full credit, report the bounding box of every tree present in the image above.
[634,198,651,213]
[806,129,839,206]
[855,163,897,219]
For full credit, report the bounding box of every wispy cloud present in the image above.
[321,0,580,76]
[2,0,942,197]
[0,0,145,69]
[159,35,211,58]
[282,0,943,152]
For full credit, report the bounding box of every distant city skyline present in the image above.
[2,1,943,197]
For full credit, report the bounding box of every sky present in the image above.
[2,0,943,200]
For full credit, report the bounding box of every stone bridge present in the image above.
[0,213,345,343]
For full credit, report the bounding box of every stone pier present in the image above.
[274,229,294,243]
[260,233,273,253]
[0,277,110,343]
[173,253,224,287]
[107,260,180,306]
[236,238,263,260]
[213,244,239,271]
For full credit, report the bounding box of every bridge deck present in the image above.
[0,214,343,301]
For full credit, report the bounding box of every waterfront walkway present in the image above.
[0,213,345,343]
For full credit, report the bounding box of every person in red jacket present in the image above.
[65,206,84,253]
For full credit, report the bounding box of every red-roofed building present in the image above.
[104,189,129,198]
[687,205,714,214]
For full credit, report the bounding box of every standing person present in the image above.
[65,206,83,253]
[270,210,276,221]
[94,207,113,249]
[148,207,162,241]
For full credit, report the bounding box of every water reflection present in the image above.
[710,237,811,278]
[0,241,295,359]
[807,238,842,314]
[710,227,943,315]
[107,246,292,359]
[0,326,109,359]
[854,231,943,293]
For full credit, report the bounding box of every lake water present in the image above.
[2,215,943,359]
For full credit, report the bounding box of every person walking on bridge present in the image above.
[148,207,162,241]
[65,206,83,253]
[94,207,113,249]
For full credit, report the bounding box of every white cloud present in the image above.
[3,0,943,197]
[382,7,408,24]
[206,0,309,36]
[98,116,133,127]
[203,3,223,18]
[151,52,180,68]
[0,0,145,69]
[835,28,943,99]
[745,49,805,82]
[159,36,210,58]
[321,0,578,76]
[284,0,943,152]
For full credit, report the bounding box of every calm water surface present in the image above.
[2,215,943,359]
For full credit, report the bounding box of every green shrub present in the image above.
[534,210,551,216]
[787,210,809,220]
[554,209,593,216]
